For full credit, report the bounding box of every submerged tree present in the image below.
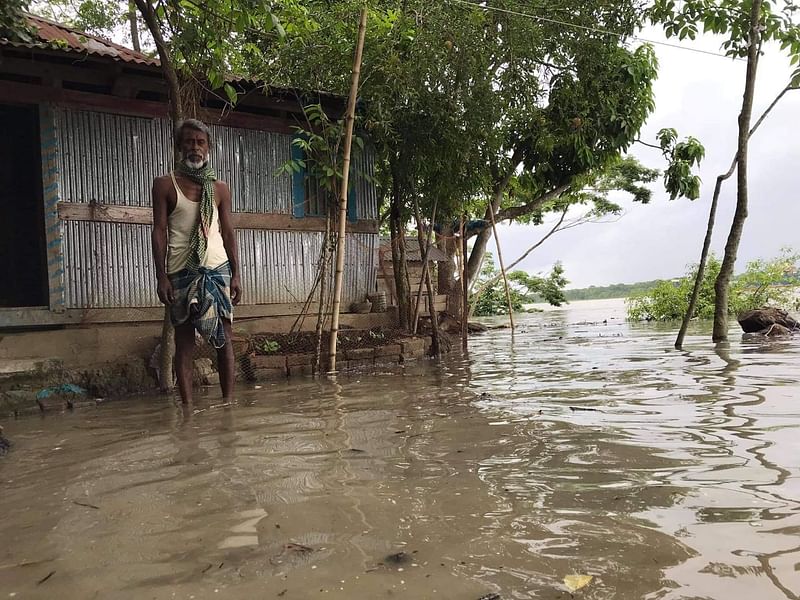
[650,0,800,344]
[265,0,700,325]
[627,249,799,322]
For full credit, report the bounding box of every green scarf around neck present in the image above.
[176,162,217,271]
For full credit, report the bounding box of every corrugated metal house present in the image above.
[0,16,382,339]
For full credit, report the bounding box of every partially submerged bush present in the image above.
[626,250,799,321]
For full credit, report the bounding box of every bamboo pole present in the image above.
[411,198,441,358]
[488,206,515,333]
[460,215,468,352]
[328,6,368,374]
[411,197,437,333]
[313,207,333,374]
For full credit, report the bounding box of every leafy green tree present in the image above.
[627,250,799,322]
[1,0,34,41]
[267,1,692,324]
[472,253,567,317]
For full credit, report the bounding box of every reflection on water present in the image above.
[3,299,800,599]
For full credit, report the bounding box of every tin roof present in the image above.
[1,14,159,66]
[2,14,346,105]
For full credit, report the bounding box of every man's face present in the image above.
[180,128,210,169]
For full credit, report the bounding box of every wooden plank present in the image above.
[58,202,152,225]
[0,302,349,328]
[0,80,296,134]
[57,202,379,233]
[39,104,66,313]
[0,79,169,119]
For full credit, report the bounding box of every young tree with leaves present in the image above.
[650,0,800,343]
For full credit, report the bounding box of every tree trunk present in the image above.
[712,0,762,342]
[389,169,411,331]
[134,0,183,390]
[466,185,505,287]
[675,169,731,349]
[676,85,796,349]
[437,224,462,318]
[133,0,182,125]
[128,2,140,53]
[412,197,441,357]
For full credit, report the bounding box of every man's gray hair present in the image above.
[175,118,213,146]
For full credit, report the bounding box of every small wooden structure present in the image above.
[377,237,449,316]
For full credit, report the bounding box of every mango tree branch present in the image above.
[133,0,182,124]
[493,182,572,224]
[466,149,524,279]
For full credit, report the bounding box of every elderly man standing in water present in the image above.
[151,119,242,404]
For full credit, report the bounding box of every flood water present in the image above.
[3,298,800,599]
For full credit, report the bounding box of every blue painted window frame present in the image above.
[291,135,357,222]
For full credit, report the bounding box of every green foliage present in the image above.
[1,0,34,41]
[276,103,369,213]
[564,280,664,301]
[731,249,800,315]
[258,339,279,354]
[268,0,661,229]
[657,128,705,200]
[30,0,292,106]
[648,0,800,86]
[472,253,568,316]
[626,250,800,321]
[32,0,136,40]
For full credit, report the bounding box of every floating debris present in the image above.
[564,574,593,592]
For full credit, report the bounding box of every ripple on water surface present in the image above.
[2,300,800,599]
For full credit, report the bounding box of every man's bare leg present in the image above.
[217,319,235,400]
[174,322,196,404]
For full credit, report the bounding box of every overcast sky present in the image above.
[489,28,800,289]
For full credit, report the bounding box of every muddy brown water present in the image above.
[3,299,800,600]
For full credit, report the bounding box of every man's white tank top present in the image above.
[166,171,229,274]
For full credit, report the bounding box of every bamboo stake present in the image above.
[488,205,515,333]
[411,197,437,333]
[328,6,368,374]
[313,207,333,373]
[460,215,468,352]
[411,198,441,358]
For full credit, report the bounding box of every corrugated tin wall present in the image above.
[210,124,293,214]
[62,222,376,309]
[352,147,378,220]
[57,109,172,206]
[55,107,378,309]
[56,109,294,212]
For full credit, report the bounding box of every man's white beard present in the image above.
[182,156,208,170]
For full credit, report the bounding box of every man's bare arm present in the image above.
[217,181,242,304]
[151,177,174,304]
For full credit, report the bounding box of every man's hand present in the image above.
[230,275,242,306]
[157,275,175,305]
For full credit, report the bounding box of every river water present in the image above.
[3,298,800,599]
